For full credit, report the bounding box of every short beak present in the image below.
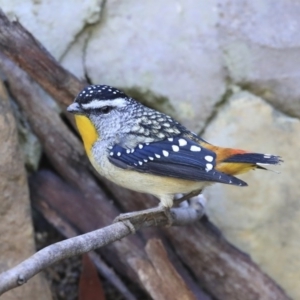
[67,102,84,114]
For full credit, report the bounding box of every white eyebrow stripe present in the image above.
[81,98,127,109]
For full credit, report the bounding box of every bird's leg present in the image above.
[114,204,174,227]
[173,189,203,206]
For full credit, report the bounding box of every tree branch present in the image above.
[0,204,204,296]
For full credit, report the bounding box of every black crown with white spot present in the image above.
[75,85,128,104]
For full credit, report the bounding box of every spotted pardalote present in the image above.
[67,85,282,214]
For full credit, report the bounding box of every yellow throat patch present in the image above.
[75,115,99,157]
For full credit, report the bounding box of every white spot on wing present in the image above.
[126,149,130,154]
[162,150,169,157]
[155,154,161,158]
[138,144,143,149]
[205,155,214,162]
[117,152,121,156]
[205,163,213,172]
[172,145,180,152]
[138,161,143,165]
[110,152,113,156]
[190,145,201,152]
[168,137,173,142]
[178,139,187,146]
[149,156,154,160]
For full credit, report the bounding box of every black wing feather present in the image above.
[108,137,247,186]
[224,153,282,165]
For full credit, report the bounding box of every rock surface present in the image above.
[204,90,300,300]
[0,83,51,300]
[61,29,91,81]
[219,0,300,119]
[83,0,226,132]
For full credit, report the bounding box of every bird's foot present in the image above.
[114,205,174,227]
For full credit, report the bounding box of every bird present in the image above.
[67,85,282,222]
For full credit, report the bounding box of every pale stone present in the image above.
[204,90,300,300]
[0,83,51,300]
[61,29,91,80]
[85,0,226,132]
[219,0,300,119]
[0,0,102,59]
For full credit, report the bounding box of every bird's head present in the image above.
[67,85,139,142]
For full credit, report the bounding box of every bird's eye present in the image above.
[99,106,112,114]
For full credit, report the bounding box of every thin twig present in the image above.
[0,204,204,296]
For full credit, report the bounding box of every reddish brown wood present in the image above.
[79,255,106,300]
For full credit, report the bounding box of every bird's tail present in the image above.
[201,144,282,176]
[216,149,282,176]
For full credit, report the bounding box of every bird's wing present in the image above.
[108,136,247,186]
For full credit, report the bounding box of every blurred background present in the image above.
[0,1,299,299]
